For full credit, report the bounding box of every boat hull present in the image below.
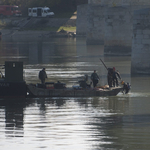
[0,80,27,98]
[27,84,122,97]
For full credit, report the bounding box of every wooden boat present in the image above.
[27,83,123,98]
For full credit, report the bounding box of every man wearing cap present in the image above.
[91,70,99,88]
[112,67,121,87]
[39,68,47,84]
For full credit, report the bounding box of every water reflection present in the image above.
[75,96,130,150]
[36,98,66,115]
[30,97,129,150]
[76,96,129,114]
[0,38,77,65]
[0,99,26,137]
[0,37,150,149]
[0,95,150,149]
[0,98,66,138]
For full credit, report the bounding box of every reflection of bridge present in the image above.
[77,0,150,74]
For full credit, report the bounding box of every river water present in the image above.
[0,37,150,150]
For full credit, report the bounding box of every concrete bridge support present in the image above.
[86,5,106,45]
[104,6,132,55]
[131,8,150,75]
[76,4,88,36]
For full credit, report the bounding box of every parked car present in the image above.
[28,7,54,17]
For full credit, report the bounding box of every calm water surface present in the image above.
[0,37,150,150]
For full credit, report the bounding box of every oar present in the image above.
[100,58,108,71]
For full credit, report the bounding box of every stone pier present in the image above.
[86,4,106,45]
[131,8,150,75]
[76,4,88,36]
[104,6,132,55]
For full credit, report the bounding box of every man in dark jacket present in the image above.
[39,68,47,84]
[112,67,121,87]
[107,68,113,87]
[91,70,99,88]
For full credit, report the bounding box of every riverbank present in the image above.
[0,15,77,39]
[1,28,76,40]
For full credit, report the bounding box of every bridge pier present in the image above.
[104,6,132,55]
[86,4,105,45]
[76,4,88,36]
[131,8,150,75]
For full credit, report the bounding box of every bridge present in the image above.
[76,0,150,74]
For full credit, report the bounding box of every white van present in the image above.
[28,7,54,17]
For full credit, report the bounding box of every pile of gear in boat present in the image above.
[36,81,66,89]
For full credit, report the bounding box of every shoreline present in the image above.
[1,28,76,40]
[0,16,77,39]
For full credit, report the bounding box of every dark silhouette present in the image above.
[112,67,121,87]
[38,68,47,84]
[91,70,99,88]
[121,81,131,94]
[107,68,114,87]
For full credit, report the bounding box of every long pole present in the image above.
[99,58,108,70]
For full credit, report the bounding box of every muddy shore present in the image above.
[0,17,77,40]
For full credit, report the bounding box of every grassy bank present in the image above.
[0,11,77,32]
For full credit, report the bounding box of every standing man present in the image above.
[91,70,99,88]
[112,67,121,87]
[39,68,47,84]
[107,68,113,87]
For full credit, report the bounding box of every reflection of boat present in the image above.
[0,61,26,98]
[27,82,122,98]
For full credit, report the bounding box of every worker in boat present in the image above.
[38,68,47,84]
[91,70,99,88]
[121,81,131,94]
[84,74,91,88]
[79,74,91,88]
[107,67,114,87]
[112,67,121,87]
